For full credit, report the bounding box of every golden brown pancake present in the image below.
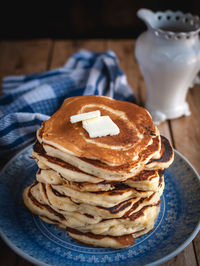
[145,136,174,170]
[125,170,163,192]
[39,95,159,166]
[23,181,161,236]
[32,135,171,182]
[45,182,164,219]
[66,227,135,249]
[24,181,163,220]
[36,167,164,192]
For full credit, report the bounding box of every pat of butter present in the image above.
[70,110,100,123]
[82,116,120,138]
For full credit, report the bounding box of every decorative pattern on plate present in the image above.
[0,144,200,266]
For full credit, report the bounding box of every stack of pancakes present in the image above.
[23,95,174,249]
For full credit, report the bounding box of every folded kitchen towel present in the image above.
[0,49,136,159]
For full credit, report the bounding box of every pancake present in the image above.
[47,186,162,219]
[33,135,171,183]
[125,170,163,192]
[41,135,160,179]
[51,183,157,208]
[38,95,160,166]
[145,136,174,170]
[33,142,104,183]
[36,167,163,192]
[46,183,163,219]
[66,223,156,249]
[23,183,102,227]
[37,160,49,170]
[36,169,115,191]
[66,227,135,249]
[36,169,64,185]
[23,180,163,220]
[23,182,161,236]
[70,203,161,236]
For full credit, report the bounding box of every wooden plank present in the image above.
[170,85,200,173]
[50,39,106,69]
[0,39,52,90]
[106,39,140,101]
[0,39,52,266]
[161,243,197,266]
[193,231,200,264]
[183,243,198,266]
[157,121,172,144]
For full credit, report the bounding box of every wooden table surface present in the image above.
[0,39,199,266]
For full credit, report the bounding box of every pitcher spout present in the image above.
[137,9,156,29]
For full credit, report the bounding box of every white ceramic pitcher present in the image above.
[135,9,200,124]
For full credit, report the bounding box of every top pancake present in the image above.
[39,95,158,166]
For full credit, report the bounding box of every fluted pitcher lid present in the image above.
[137,9,200,40]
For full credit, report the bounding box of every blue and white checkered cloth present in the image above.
[0,49,136,159]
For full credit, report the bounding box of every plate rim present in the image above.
[0,144,200,266]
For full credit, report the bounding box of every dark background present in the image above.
[1,0,200,40]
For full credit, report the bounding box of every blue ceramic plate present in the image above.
[0,144,200,266]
